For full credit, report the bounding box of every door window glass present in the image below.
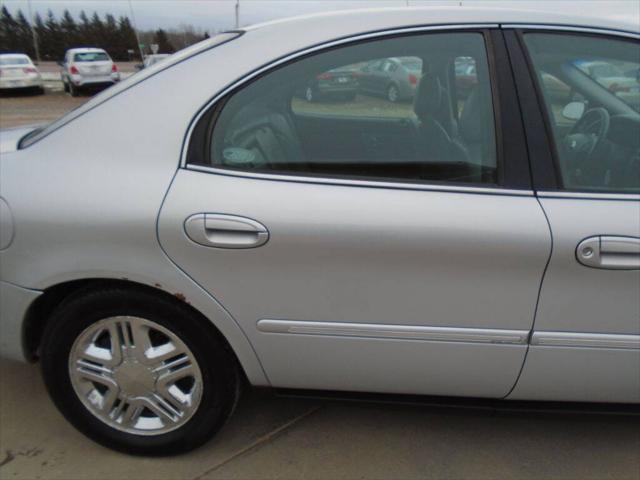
[202,33,498,185]
[523,33,640,193]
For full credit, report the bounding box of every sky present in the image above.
[2,0,639,32]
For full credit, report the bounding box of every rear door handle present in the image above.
[576,236,640,270]
[184,214,269,249]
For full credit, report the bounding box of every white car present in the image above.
[574,60,640,110]
[0,54,44,94]
[60,48,120,96]
[0,7,639,456]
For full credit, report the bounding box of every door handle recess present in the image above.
[576,236,640,270]
[184,214,269,249]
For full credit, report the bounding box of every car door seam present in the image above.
[154,165,272,385]
[503,194,554,399]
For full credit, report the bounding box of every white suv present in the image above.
[60,48,120,96]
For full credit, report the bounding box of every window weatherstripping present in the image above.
[501,25,640,40]
[186,163,534,196]
[537,191,640,201]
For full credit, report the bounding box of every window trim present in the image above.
[506,26,640,197]
[182,23,533,194]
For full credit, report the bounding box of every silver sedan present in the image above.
[0,7,639,456]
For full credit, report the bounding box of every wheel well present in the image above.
[23,279,243,380]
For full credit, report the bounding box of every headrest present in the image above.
[413,73,444,120]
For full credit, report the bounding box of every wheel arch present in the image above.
[22,277,266,387]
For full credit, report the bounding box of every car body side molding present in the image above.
[257,319,529,345]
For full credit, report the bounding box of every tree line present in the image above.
[0,6,211,62]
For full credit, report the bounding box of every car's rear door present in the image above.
[158,28,551,398]
[503,29,640,403]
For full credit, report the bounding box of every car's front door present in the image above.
[159,29,551,398]
[505,30,640,403]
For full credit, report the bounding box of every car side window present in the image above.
[523,33,640,193]
[200,32,499,185]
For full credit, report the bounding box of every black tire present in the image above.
[69,82,79,97]
[40,287,240,455]
[63,81,69,93]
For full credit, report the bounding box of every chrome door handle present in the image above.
[184,214,269,249]
[576,236,640,270]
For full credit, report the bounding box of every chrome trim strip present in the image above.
[537,191,640,201]
[180,23,497,169]
[186,164,533,196]
[531,331,640,350]
[501,24,640,39]
[257,319,529,345]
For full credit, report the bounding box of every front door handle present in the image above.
[184,214,269,249]
[576,236,640,270]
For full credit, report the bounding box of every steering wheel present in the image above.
[564,107,610,161]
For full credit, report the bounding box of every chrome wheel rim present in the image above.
[68,316,202,436]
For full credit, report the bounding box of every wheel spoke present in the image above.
[75,359,116,387]
[106,324,124,365]
[153,353,192,378]
[142,394,183,423]
[127,320,153,363]
[109,398,127,420]
[101,387,121,414]
[121,401,143,427]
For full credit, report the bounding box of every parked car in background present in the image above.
[454,58,478,99]
[358,57,422,102]
[135,54,172,71]
[574,59,640,110]
[0,8,639,457]
[60,48,120,96]
[299,65,360,102]
[0,54,44,94]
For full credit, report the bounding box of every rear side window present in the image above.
[197,32,499,186]
[524,33,640,193]
[74,52,109,62]
[0,56,30,65]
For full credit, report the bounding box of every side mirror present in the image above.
[562,101,585,121]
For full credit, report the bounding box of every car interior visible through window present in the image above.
[190,32,499,186]
[523,32,640,193]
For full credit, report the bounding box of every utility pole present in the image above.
[26,0,41,64]
[128,0,146,61]
[235,0,240,29]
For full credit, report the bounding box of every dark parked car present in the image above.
[300,66,359,102]
[358,57,422,102]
